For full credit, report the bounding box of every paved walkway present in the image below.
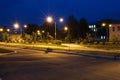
[1,42,120,53]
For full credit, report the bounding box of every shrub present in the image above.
[51,40,62,45]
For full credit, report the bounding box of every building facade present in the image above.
[109,24,120,41]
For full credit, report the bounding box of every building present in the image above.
[109,24,120,41]
[89,24,106,40]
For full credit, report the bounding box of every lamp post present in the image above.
[102,23,112,41]
[46,16,63,40]
[64,26,71,51]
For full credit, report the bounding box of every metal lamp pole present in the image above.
[55,22,57,40]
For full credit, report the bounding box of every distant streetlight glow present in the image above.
[0,28,3,32]
[109,24,112,27]
[46,16,53,23]
[42,30,45,33]
[59,18,64,22]
[37,30,41,35]
[7,29,10,32]
[14,23,19,29]
[64,26,68,31]
[37,30,40,33]
[24,25,27,28]
[102,23,106,27]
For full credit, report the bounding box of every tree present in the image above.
[41,22,54,39]
[79,18,89,39]
[41,21,60,40]
[32,32,37,43]
[22,32,31,43]
[24,24,40,35]
[66,15,79,39]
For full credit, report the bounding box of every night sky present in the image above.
[0,0,120,27]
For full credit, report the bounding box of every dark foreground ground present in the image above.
[0,48,120,80]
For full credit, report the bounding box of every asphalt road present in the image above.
[0,47,120,80]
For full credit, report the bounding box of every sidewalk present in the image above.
[0,42,120,60]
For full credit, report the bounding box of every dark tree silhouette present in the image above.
[41,21,60,39]
[66,15,79,39]
[79,18,89,39]
[24,24,40,35]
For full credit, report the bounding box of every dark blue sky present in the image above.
[0,0,120,27]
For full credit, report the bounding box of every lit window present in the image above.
[89,25,91,28]
[101,36,103,39]
[104,36,106,39]
[101,36,106,39]
[91,25,93,28]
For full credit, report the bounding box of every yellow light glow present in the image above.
[24,25,27,28]
[0,28,3,32]
[102,23,106,26]
[64,26,68,31]
[46,16,53,23]
[7,29,10,32]
[37,30,40,33]
[14,23,19,29]
[109,24,112,27]
[42,30,45,33]
[59,18,64,22]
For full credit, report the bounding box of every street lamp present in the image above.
[64,26,70,51]
[64,26,68,31]
[42,30,45,33]
[46,16,53,23]
[0,28,3,32]
[37,30,41,35]
[102,23,112,41]
[13,22,20,33]
[7,29,10,32]
[24,24,27,28]
[14,23,19,29]
[59,18,64,22]
[46,16,64,40]
[64,26,70,40]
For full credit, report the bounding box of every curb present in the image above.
[53,50,120,60]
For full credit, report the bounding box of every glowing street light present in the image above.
[14,23,19,29]
[0,28,3,32]
[64,26,68,31]
[46,16,64,40]
[37,30,41,35]
[109,24,112,27]
[7,29,10,32]
[102,23,106,27]
[24,24,27,28]
[46,16,53,23]
[59,18,64,22]
[42,30,45,33]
